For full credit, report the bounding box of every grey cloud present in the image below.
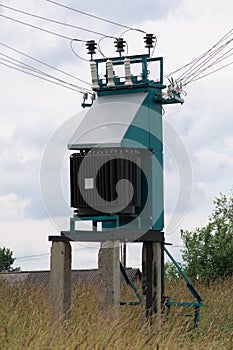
[0,120,61,220]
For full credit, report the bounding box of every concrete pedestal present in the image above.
[98,240,120,314]
[142,241,163,321]
[50,240,71,324]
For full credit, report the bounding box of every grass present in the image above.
[0,277,232,349]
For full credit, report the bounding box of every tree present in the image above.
[164,261,180,281]
[0,247,17,272]
[181,191,233,281]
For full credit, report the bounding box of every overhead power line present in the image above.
[178,38,233,83]
[15,253,49,261]
[15,244,99,261]
[0,3,116,39]
[0,13,85,41]
[164,28,233,79]
[0,41,91,86]
[46,0,146,33]
[164,28,233,86]
[0,59,89,93]
[0,53,92,93]
[185,60,233,84]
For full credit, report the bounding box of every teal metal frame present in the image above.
[70,215,120,234]
[164,247,203,328]
[94,54,164,88]
[120,262,142,306]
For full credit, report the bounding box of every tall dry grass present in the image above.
[0,276,232,349]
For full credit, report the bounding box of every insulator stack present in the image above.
[106,60,115,87]
[124,58,132,86]
[86,40,97,60]
[114,38,126,56]
[144,34,156,48]
[90,61,99,89]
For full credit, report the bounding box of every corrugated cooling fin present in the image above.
[70,148,142,215]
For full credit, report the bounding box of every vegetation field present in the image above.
[0,277,232,349]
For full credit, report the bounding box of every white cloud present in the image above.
[195,149,233,181]
[0,193,30,220]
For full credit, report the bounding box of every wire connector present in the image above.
[166,77,187,98]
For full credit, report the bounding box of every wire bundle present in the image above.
[0,1,147,94]
[0,1,232,94]
[165,29,233,87]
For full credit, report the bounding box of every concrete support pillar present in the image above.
[142,241,162,321]
[98,240,120,314]
[50,240,71,324]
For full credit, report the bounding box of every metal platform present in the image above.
[49,229,164,243]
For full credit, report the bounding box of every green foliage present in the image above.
[181,192,233,281]
[0,247,16,272]
[164,261,180,281]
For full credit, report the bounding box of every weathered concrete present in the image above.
[142,241,163,321]
[50,240,71,324]
[98,240,120,314]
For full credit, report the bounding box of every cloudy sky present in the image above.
[0,0,232,270]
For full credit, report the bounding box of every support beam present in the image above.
[98,240,120,314]
[121,242,126,268]
[142,241,163,321]
[50,240,71,324]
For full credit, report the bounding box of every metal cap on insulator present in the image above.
[86,40,97,60]
[144,33,156,48]
[114,38,126,56]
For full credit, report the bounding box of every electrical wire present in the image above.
[46,0,145,33]
[164,28,233,82]
[182,49,233,84]
[0,54,92,93]
[164,28,233,87]
[177,32,233,81]
[70,39,90,62]
[118,29,157,59]
[97,36,114,58]
[15,253,49,261]
[184,60,233,85]
[0,3,116,39]
[0,59,90,93]
[119,28,146,38]
[178,38,233,83]
[181,43,233,82]
[15,243,99,261]
[0,13,85,41]
[0,41,91,86]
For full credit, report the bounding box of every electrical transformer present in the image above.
[67,53,183,238]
